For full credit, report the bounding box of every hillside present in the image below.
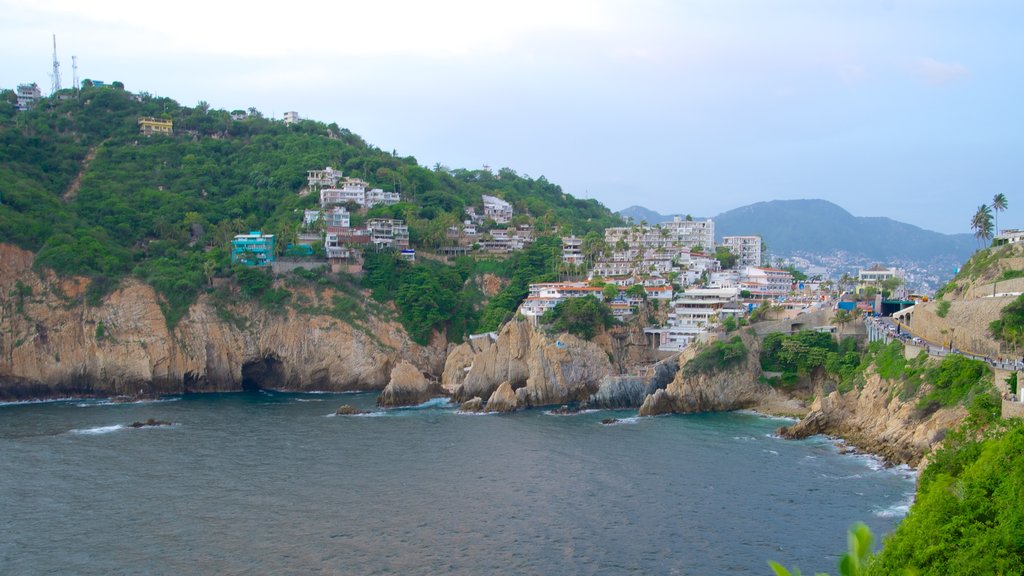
[0,85,622,341]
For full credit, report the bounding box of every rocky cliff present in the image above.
[779,369,966,467]
[443,319,614,410]
[637,332,798,416]
[0,245,446,400]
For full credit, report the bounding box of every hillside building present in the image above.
[138,117,173,136]
[722,235,762,267]
[230,231,275,266]
[481,194,513,224]
[16,83,41,111]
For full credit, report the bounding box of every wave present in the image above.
[874,492,916,518]
[74,397,181,408]
[735,409,799,423]
[69,424,125,435]
[544,408,599,416]
[396,397,454,410]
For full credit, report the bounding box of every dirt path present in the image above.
[62,142,104,201]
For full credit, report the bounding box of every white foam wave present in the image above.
[544,408,599,416]
[763,449,780,455]
[735,409,799,423]
[70,424,125,435]
[400,397,454,410]
[874,493,915,518]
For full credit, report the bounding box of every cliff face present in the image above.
[638,332,789,416]
[0,245,446,400]
[780,370,966,467]
[443,320,614,408]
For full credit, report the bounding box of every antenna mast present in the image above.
[72,55,78,91]
[51,34,62,94]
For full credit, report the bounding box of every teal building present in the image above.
[231,231,276,266]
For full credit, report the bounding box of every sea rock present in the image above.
[485,381,519,413]
[376,361,443,408]
[458,397,484,413]
[335,404,369,415]
[638,332,771,417]
[445,320,613,408]
[550,404,580,415]
[128,418,173,428]
[601,418,620,425]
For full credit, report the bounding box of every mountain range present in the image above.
[620,199,976,267]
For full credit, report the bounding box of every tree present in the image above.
[971,204,994,249]
[992,193,1008,236]
[602,284,620,301]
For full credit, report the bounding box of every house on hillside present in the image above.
[16,83,41,111]
[138,117,173,136]
[722,235,762,267]
[231,231,275,266]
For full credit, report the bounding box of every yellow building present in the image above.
[138,117,173,136]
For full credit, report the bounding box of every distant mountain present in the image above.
[618,205,686,224]
[712,199,975,264]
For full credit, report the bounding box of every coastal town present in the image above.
[224,165,923,356]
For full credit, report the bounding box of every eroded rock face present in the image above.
[444,320,614,408]
[638,332,771,416]
[485,381,519,413]
[0,244,446,400]
[377,361,443,407]
[778,371,966,467]
[458,397,484,413]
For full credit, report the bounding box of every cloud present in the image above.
[912,57,969,85]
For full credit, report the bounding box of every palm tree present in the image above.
[971,204,994,249]
[992,193,1008,236]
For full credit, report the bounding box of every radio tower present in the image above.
[50,34,62,94]
[72,55,79,92]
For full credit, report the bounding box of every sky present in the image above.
[3,0,1022,234]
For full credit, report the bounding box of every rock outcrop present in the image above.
[586,354,679,408]
[779,369,966,467]
[0,244,446,400]
[484,381,519,413]
[377,361,443,407]
[444,320,614,408]
[638,332,782,416]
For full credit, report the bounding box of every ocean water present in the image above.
[0,392,915,575]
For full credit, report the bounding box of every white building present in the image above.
[562,236,584,265]
[997,229,1024,245]
[482,194,513,224]
[16,83,41,112]
[308,167,343,190]
[283,111,300,125]
[366,218,409,250]
[646,286,740,351]
[722,235,762,268]
[320,177,400,209]
[741,267,794,298]
[519,282,605,321]
[857,265,904,284]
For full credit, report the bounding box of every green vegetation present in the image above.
[935,299,950,318]
[760,331,860,388]
[714,245,737,269]
[540,295,615,340]
[916,354,990,412]
[866,406,1020,575]
[1,86,622,333]
[989,292,1024,347]
[683,336,747,376]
